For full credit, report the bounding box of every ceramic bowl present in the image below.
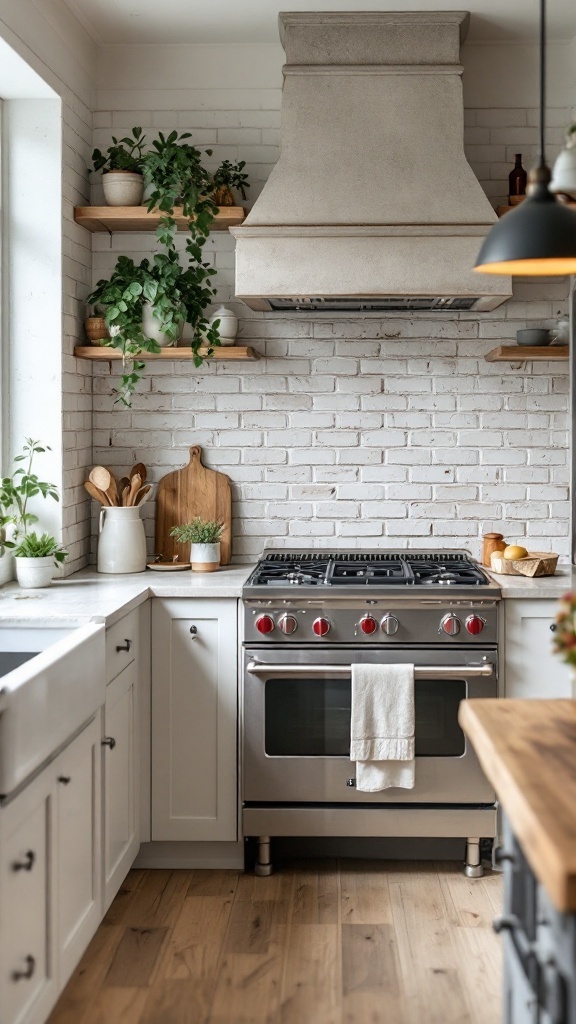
[516,328,551,347]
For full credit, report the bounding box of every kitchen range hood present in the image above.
[231,12,512,312]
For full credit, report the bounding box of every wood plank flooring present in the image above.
[48,861,502,1024]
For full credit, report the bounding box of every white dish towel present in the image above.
[350,663,415,792]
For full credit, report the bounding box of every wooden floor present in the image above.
[48,860,502,1024]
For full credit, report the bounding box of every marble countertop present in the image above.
[0,561,571,627]
[0,566,253,627]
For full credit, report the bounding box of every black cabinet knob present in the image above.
[58,775,71,785]
[493,914,519,934]
[550,623,558,632]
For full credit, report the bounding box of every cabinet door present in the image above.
[152,598,238,841]
[103,660,139,912]
[0,771,57,1024]
[505,600,572,699]
[54,716,101,986]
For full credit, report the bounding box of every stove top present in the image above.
[245,550,492,592]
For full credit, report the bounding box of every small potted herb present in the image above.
[13,532,67,589]
[211,160,250,206]
[0,439,61,585]
[92,127,146,206]
[170,517,224,572]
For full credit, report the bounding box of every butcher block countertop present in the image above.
[459,698,576,913]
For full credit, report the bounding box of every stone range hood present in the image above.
[230,11,512,313]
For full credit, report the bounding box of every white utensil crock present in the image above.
[102,170,144,206]
[15,556,54,589]
[98,506,147,574]
[190,542,220,573]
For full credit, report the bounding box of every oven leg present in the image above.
[465,837,483,878]
[254,836,273,877]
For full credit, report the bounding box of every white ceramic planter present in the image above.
[15,556,54,589]
[190,542,220,573]
[102,170,144,206]
[209,304,238,344]
[98,506,147,574]
[0,551,14,586]
[142,302,185,348]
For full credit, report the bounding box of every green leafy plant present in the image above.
[87,252,221,406]
[170,517,224,545]
[13,531,67,566]
[142,130,218,247]
[0,439,60,548]
[211,159,250,203]
[92,127,146,174]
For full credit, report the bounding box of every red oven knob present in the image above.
[465,614,484,636]
[440,613,461,636]
[278,614,298,635]
[255,614,275,635]
[360,616,378,635]
[313,617,331,637]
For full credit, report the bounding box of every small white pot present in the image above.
[209,304,238,344]
[0,551,14,586]
[102,170,144,207]
[190,542,220,573]
[142,302,185,348]
[15,556,54,589]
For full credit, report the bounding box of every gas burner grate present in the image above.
[245,551,491,589]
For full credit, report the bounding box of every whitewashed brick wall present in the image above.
[91,52,573,563]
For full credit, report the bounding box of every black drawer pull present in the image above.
[12,955,35,981]
[101,736,116,749]
[12,850,35,872]
[58,775,71,785]
[116,639,132,653]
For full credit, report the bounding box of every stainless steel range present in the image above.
[242,550,500,877]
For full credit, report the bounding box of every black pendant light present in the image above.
[474,0,576,276]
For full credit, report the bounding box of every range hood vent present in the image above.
[231,12,512,313]
[268,297,477,312]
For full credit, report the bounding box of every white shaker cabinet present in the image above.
[0,715,101,1024]
[504,599,572,699]
[151,598,238,842]
[102,659,139,912]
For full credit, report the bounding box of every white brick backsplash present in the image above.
[86,97,570,564]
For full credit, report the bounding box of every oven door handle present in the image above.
[245,661,494,679]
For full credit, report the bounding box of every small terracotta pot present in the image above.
[212,185,235,206]
[84,316,110,345]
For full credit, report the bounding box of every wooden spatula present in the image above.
[126,472,142,507]
[130,463,147,486]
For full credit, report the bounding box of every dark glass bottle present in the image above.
[508,154,527,198]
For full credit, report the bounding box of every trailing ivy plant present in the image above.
[142,130,218,247]
[87,252,221,406]
[92,126,146,174]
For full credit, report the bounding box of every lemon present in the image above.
[503,545,528,560]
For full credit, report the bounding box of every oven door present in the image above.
[243,646,497,805]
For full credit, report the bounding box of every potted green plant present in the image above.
[87,250,221,405]
[170,517,224,572]
[211,160,250,206]
[13,532,67,589]
[92,127,147,206]
[0,439,61,586]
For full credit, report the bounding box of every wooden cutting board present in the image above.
[155,446,232,564]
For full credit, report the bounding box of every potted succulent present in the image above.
[170,517,224,572]
[87,250,221,405]
[211,159,250,206]
[92,127,147,206]
[13,532,67,589]
[0,439,61,585]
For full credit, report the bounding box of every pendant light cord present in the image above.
[539,0,546,166]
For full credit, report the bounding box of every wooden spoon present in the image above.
[84,480,111,505]
[89,465,117,505]
[126,472,142,507]
[117,476,130,503]
[130,463,147,486]
[120,484,131,507]
[135,484,152,506]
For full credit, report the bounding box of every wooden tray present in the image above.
[490,551,559,578]
[155,446,232,565]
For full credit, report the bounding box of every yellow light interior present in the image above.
[474,259,576,275]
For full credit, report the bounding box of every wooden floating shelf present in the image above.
[497,200,576,217]
[74,205,246,232]
[485,345,569,362]
[74,345,257,362]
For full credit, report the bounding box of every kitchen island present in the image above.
[460,699,576,1022]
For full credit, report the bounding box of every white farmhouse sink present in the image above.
[0,623,106,796]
